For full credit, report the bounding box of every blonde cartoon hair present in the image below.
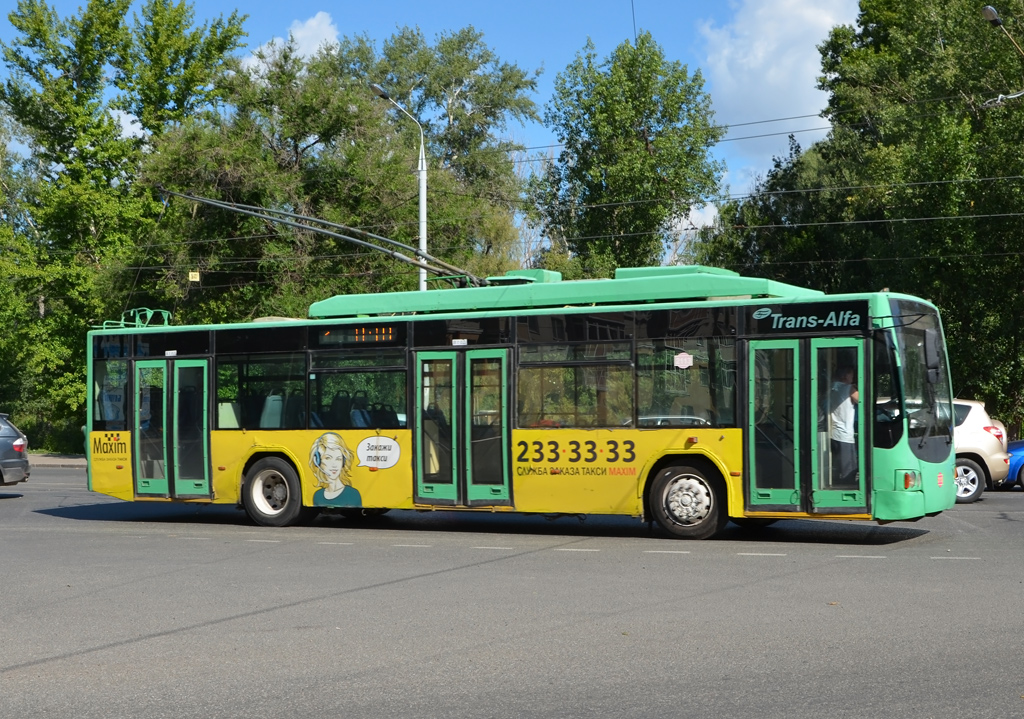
[309,432,354,489]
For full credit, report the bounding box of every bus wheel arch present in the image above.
[644,456,728,540]
[242,455,304,527]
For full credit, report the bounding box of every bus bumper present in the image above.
[873,489,925,521]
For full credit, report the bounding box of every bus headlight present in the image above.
[900,470,922,490]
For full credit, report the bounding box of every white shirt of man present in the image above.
[830,381,856,443]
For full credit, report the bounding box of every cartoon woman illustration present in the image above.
[309,432,363,507]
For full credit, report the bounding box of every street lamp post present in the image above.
[983,6,1024,61]
[370,83,428,291]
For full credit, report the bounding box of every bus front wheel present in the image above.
[243,457,304,527]
[649,465,727,540]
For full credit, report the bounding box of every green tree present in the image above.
[114,0,246,137]
[0,0,249,450]
[531,31,724,275]
[0,114,39,418]
[695,0,1024,429]
[145,26,541,322]
[333,26,540,278]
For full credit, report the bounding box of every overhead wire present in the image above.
[12,85,1024,294]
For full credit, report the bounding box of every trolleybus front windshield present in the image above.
[891,299,953,462]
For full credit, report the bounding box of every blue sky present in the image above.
[2,0,860,208]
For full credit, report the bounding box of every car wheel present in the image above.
[649,465,727,539]
[954,458,985,504]
[242,457,304,527]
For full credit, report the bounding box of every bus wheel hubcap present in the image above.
[254,471,288,515]
[664,476,712,525]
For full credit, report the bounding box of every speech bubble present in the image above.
[356,436,401,470]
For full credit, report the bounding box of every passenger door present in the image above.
[414,349,510,506]
[133,359,211,498]
[746,338,868,514]
[748,341,800,508]
[809,338,867,512]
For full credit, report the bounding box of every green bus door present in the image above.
[415,350,510,506]
[809,338,867,512]
[135,360,169,496]
[133,359,210,498]
[172,360,210,497]
[747,338,867,514]
[748,341,800,508]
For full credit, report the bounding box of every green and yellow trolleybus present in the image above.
[86,265,955,539]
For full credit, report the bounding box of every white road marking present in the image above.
[643,550,691,554]
[554,548,600,552]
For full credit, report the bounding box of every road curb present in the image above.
[28,455,87,469]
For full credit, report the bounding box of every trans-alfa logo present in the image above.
[752,307,861,329]
[93,432,128,454]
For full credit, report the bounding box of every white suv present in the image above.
[953,400,1009,503]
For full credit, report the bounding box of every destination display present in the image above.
[744,300,870,336]
[317,324,406,346]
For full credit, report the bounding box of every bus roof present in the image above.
[307,265,825,319]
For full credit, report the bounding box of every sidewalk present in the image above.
[29,453,87,469]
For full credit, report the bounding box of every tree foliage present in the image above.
[143,26,540,323]
[0,0,246,449]
[2,4,735,451]
[531,31,724,276]
[696,0,1024,429]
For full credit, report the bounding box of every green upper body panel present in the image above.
[307,265,826,319]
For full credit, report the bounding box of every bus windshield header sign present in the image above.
[746,300,869,336]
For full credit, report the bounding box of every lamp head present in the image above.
[983,5,1004,27]
[369,83,391,100]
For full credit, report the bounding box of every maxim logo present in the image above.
[93,432,128,455]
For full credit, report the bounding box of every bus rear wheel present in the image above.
[649,465,727,540]
[243,457,304,527]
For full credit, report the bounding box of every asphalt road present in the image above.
[2,466,1023,718]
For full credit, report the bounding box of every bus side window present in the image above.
[218,402,240,429]
[260,392,284,428]
[284,391,305,429]
[330,391,352,427]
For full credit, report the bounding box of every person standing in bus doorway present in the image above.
[830,366,859,486]
[310,432,363,507]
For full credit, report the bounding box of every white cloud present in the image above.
[688,203,719,230]
[285,12,340,58]
[111,109,145,139]
[244,12,340,69]
[701,0,859,191]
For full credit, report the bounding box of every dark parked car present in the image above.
[0,414,30,486]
